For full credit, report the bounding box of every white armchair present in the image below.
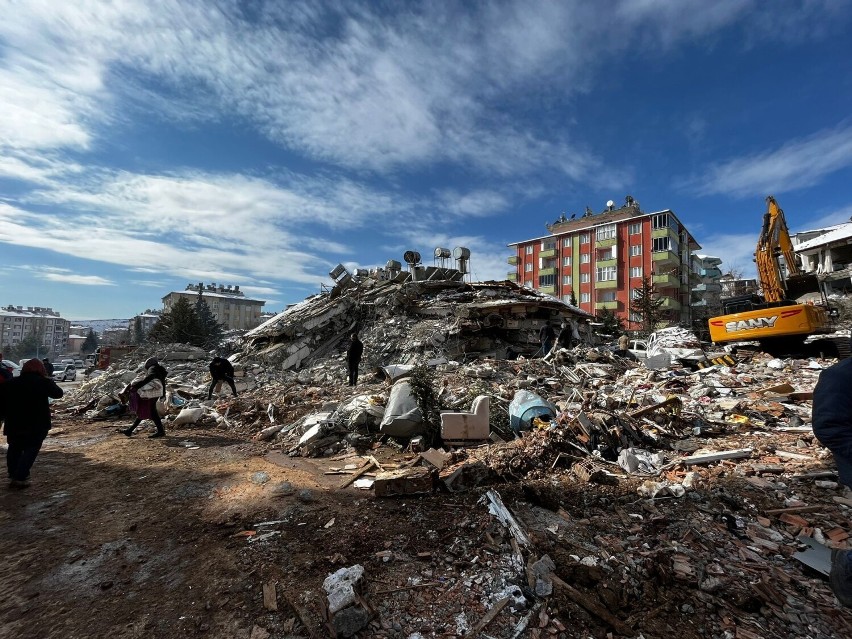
[440,395,490,443]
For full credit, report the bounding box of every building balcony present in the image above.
[506,272,517,281]
[660,297,681,310]
[699,267,722,278]
[595,237,616,249]
[507,256,518,265]
[538,284,555,294]
[652,250,679,266]
[692,282,721,293]
[652,273,679,288]
[595,300,619,310]
[595,258,616,268]
[595,279,617,289]
[539,248,556,259]
[651,226,676,240]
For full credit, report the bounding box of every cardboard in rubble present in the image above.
[373,466,433,497]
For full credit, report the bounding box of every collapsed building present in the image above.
[63,251,852,638]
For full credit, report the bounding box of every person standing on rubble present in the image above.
[1,358,64,488]
[208,356,238,399]
[347,331,363,386]
[539,321,555,357]
[812,356,852,607]
[122,357,168,438]
[556,322,573,350]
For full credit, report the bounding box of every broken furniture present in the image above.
[440,395,490,444]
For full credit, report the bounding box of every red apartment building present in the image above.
[507,197,700,328]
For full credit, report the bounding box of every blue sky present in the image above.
[1,0,851,320]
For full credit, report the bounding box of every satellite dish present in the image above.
[606,200,615,208]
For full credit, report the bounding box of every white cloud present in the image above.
[695,233,758,279]
[40,272,116,286]
[687,123,852,197]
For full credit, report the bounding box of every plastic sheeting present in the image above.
[379,380,424,437]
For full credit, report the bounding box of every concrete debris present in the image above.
[57,281,852,637]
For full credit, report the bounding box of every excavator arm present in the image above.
[755,196,801,303]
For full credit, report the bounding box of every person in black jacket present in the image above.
[346,332,363,386]
[539,321,555,357]
[208,356,238,399]
[42,358,54,376]
[1,358,63,488]
[122,357,168,438]
[812,356,852,606]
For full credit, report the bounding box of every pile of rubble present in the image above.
[60,277,852,635]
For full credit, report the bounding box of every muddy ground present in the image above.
[2,402,852,638]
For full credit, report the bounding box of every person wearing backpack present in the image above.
[122,357,168,438]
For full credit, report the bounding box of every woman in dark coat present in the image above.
[1,358,64,488]
[122,357,168,438]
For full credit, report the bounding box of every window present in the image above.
[596,266,617,281]
[525,263,533,272]
[525,245,533,255]
[596,223,616,241]
[562,238,571,248]
[630,312,642,323]
[541,240,556,251]
[631,288,641,299]
[629,222,641,234]
[539,274,555,287]
[562,275,572,285]
[580,234,590,244]
[598,291,617,302]
[581,292,590,303]
[630,266,643,278]
[630,244,642,256]
[563,256,571,267]
[581,273,591,283]
[580,253,590,264]
[524,279,533,288]
[596,246,616,261]
[562,294,573,303]
[652,213,670,230]
[652,237,670,252]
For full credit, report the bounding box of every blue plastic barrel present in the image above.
[509,390,558,433]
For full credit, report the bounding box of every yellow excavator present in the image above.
[708,196,843,357]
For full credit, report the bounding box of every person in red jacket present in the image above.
[0,358,63,488]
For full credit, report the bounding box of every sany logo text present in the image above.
[725,316,778,333]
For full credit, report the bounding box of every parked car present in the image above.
[53,364,77,382]
[74,359,86,370]
[1,359,22,377]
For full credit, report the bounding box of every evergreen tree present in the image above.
[148,297,203,346]
[630,276,665,335]
[133,316,144,344]
[195,297,224,349]
[570,291,578,307]
[81,329,98,354]
[9,333,42,360]
[596,309,624,337]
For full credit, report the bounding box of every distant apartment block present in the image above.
[691,254,724,310]
[163,283,265,331]
[507,196,700,328]
[0,306,70,356]
[793,222,852,296]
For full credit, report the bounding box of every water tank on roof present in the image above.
[403,251,421,266]
[434,247,451,259]
[386,260,402,271]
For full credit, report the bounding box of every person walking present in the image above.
[346,332,363,386]
[1,358,63,488]
[539,321,555,357]
[556,322,573,350]
[208,356,238,399]
[122,357,168,438]
[42,358,54,377]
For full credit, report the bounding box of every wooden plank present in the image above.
[551,575,632,636]
[338,459,375,489]
[470,597,510,635]
[262,580,278,611]
[682,448,752,465]
[764,505,823,515]
[775,450,814,461]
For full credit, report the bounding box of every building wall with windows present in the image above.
[507,197,701,328]
[0,306,70,357]
[162,283,265,331]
